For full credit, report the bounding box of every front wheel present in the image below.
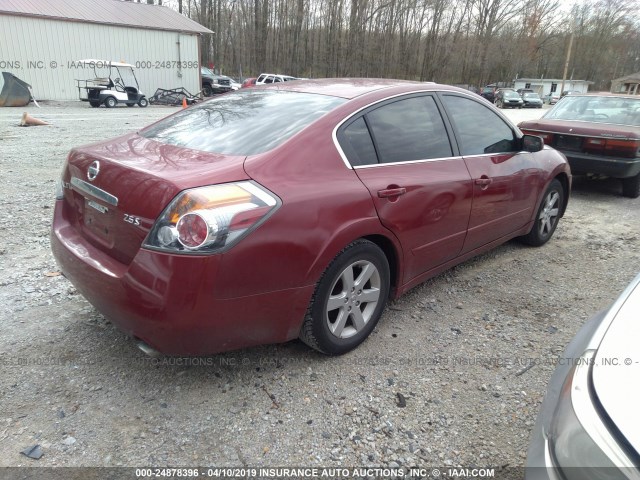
[202,85,213,97]
[519,179,564,246]
[104,96,117,108]
[138,97,148,108]
[299,240,390,355]
[622,173,640,198]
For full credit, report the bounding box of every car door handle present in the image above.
[377,187,407,198]
[474,177,493,186]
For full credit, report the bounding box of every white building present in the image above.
[0,0,212,101]
[512,78,592,97]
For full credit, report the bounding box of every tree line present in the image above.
[151,0,640,90]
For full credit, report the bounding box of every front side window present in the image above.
[441,95,518,155]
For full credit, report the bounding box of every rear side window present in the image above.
[337,94,453,167]
[441,95,518,155]
[141,90,345,155]
[366,96,453,163]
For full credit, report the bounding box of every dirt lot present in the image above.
[0,101,639,473]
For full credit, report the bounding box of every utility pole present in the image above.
[560,32,574,95]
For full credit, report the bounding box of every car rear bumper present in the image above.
[561,152,640,178]
[51,202,312,356]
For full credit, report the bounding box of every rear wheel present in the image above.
[520,179,564,246]
[104,96,117,108]
[622,173,640,198]
[299,240,390,355]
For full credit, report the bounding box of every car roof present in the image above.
[257,78,441,99]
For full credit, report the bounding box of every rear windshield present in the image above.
[545,96,640,126]
[140,90,346,155]
[504,91,520,98]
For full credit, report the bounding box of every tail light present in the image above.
[144,181,279,254]
[584,138,639,158]
[521,130,553,145]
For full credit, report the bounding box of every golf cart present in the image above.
[75,60,148,108]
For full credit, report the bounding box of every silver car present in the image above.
[526,273,640,479]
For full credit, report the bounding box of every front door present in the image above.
[439,94,542,253]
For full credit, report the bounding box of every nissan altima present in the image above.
[51,79,571,356]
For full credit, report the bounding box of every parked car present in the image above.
[480,86,497,102]
[519,93,640,197]
[495,89,524,108]
[200,67,233,96]
[543,92,560,105]
[517,88,534,96]
[522,92,543,108]
[241,77,257,88]
[526,272,640,479]
[256,73,300,85]
[51,79,570,356]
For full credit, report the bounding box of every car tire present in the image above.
[104,97,117,108]
[138,97,148,108]
[520,179,564,247]
[299,239,390,355]
[622,173,640,198]
[202,85,213,97]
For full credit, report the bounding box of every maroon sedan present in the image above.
[519,93,640,198]
[51,79,571,356]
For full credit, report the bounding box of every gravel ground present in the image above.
[0,101,639,473]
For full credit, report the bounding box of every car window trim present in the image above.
[354,155,465,169]
[333,90,458,169]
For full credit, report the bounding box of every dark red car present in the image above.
[519,93,640,198]
[51,79,571,356]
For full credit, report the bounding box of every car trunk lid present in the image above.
[59,133,248,265]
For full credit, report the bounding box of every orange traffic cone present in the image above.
[182,97,188,109]
[20,112,50,126]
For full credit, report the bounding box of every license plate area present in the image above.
[83,198,115,241]
[555,135,582,151]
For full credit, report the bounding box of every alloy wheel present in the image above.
[325,260,381,339]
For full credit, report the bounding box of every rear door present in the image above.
[336,93,473,284]
[440,93,543,253]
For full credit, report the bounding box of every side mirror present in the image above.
[522,134,544,153]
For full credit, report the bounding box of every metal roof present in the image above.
[612,72,640,83]
[0,0,212,34]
